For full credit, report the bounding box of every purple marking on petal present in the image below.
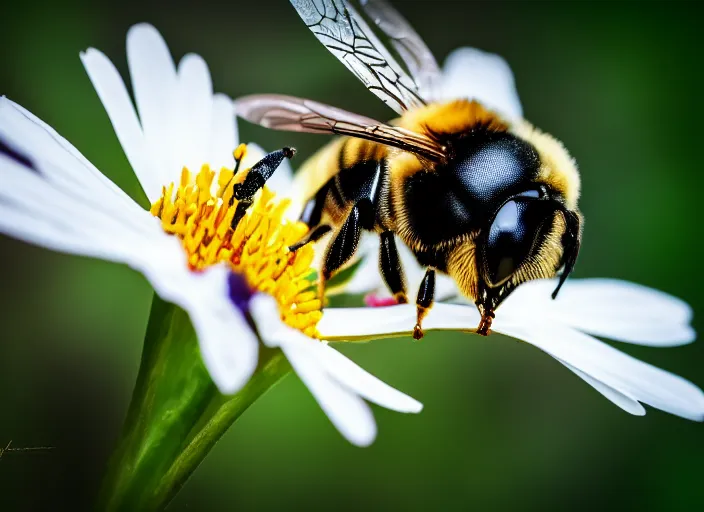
[228,272,254,315]
[0,137,37,172]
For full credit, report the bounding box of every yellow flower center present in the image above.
[149,144,322,337]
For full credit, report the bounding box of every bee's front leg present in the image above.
[320,159,381,298]
[289,185,332,252]
[413,268,436,340]
[289,224,332,252]
[320,204,365,297]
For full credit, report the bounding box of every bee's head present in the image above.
[471,189,582,334]
[400,123,582,334]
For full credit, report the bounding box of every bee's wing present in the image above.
[235,94,446,162]
[291,0,425,114]
[360,0,441,98]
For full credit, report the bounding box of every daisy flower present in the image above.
[323,47,704,421]
[0,23,421,450]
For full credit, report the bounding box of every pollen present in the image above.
[149,144,322,337]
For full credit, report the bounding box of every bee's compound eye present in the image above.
[484,198,550,286]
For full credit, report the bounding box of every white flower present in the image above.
[0,23,420,446]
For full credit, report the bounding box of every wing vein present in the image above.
[291,0,426,114]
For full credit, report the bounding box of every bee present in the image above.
[236,0,582,338]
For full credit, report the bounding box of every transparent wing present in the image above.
[291,0,425,114]
[235,94,446,162]
[360,0,441,98]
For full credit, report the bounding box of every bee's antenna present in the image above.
[552,209,582,299]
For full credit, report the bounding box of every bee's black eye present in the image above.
[483,198,552,285]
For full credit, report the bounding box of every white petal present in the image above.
[254,293,421,412]
[248,294,285,344]
[318,304,414,340]
[0,99,166,266]
[0,181,184,305]
[177,53,213,173]
[560,361,646,416]
[310,342,422,413]
[318,303,479,341]
[0,153,186,282]
[111,253,261,394]
[0,140,162,268]
[0,154,152,238]
[0,110,157,247]
[209,93,237,170]
[126,23,180,187]
[0,97,140,212]
[496,321,704,421]
[159,265,259,395]
[0,199,142,264]
[250,295,419,444]
[79,48,159,202]
[504,278,695,346]
[136,253,260,394]
[86,26,229,196]
[320,301,703,420]
[283,342,377,446]
[437,47,523,120]
[417,303,483,330]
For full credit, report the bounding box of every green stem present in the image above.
[97,294,291,511]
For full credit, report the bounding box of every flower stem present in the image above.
[97,294,291,511]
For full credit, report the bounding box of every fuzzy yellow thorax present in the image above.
[149,144,322,337]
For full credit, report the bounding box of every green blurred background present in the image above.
[1,0,702,510]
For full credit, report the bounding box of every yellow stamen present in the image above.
[150,146,321,336]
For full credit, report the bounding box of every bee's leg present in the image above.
[379,231,408,304]
[289,224,332,252]
[289,186,331,251]
[320,204,364,296]
[299,186,327,227]
[320,160,380,296]
[230,147,295,229]
[413,268,436,340]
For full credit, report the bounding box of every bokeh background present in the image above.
[1,0,702,510]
